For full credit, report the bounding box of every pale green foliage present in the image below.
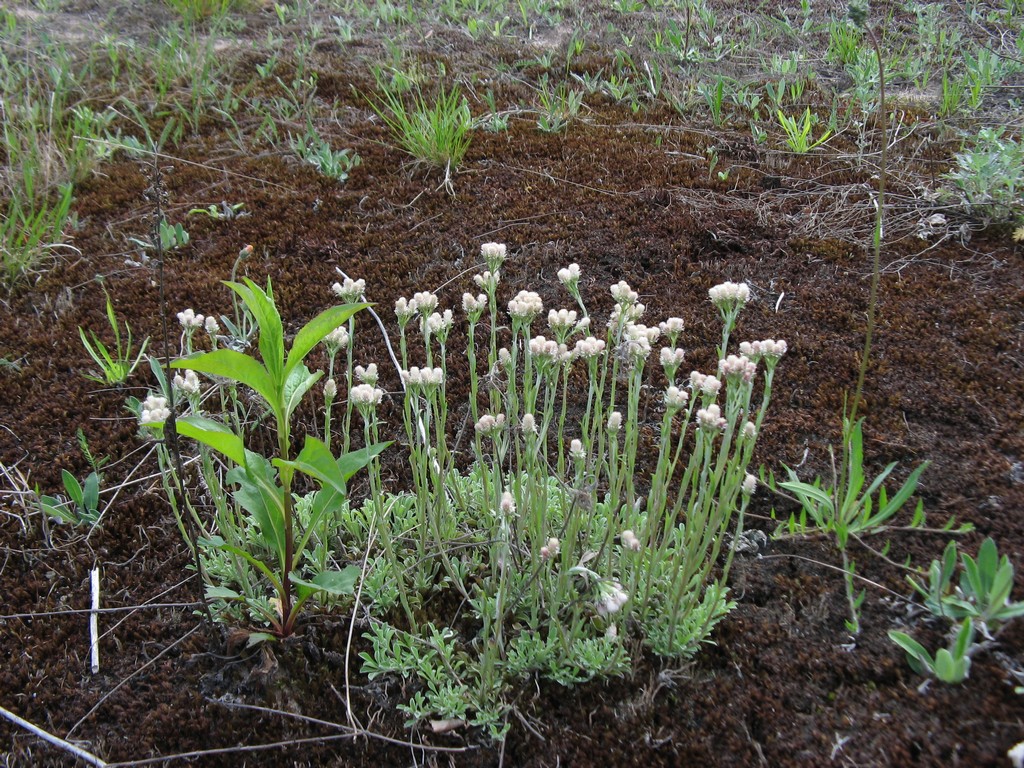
[79,284,150,385]
[946,128,1024,220]
[369,82,473,170]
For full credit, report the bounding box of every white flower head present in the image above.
[462,292,487,316]
[394,297,417,325]
[708,281,750,308]
[139,394,170,426]
[610,280,639,306]
[659,317,685,342]
[401,366,444,390]
[508,290,543,323]
[690,371,722,398]
[355,363,378,385]
[332,277,365,303]
[596,580,629,617]
[742,474,757,496]
[172,369,201,395]
[475,413,506,436]
[412,291,438,316]
[569,438,586,462]
[529,335,560,363]
[740,339,788,363]
[481,242,507,271]
[697,403,727,431]
[718,354,757,383]
[521,413,537,434]
[204,315,220,335]
[324,378,337,399]
[540,537,560,560]
[547,308,578,334]
[423,309,454,340]
[176,308,204,330]
[607,302,645,328]
[607,411,622,433]
[499,490,516,515]
[664,385,689,410]
[573,336,606,360]
[473,270,499,291]
[557,263,581,290]
[324,325,349,352]
[350,383,383,408]
[620,529,641,552]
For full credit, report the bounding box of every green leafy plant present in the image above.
[536,75,583,133]
[889,619,975,684]
[910,538,1024,633]
[777,418,929,633]
[775,107,832,153]
[38,470,102,528]
[188,201,248,221]
[290,128,361,182]
[946,128,1024,221]
[79,284,150,385]
[0,183,73,290]
[162,278,388,637]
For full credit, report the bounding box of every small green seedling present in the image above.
[79,285,150,385]
[889,619,974,684]
[38,470,102,527]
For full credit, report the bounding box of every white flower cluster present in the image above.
[324,326,349,351]
[499,490,516,514]
[521,413,537,434]
[462,292,487,315]
[659,317,685,344]
[718,354,757,382]
[473,270,499,292]
[350,383,383,407]
[742,473,758,495]
[355,363,378,385]
[508,290,543,322]
[697,403,727,431]
[620,529,641,552]
[621,322,659,362]
[557,263,581,287]
[739,338,788,362]
[324,378,337,398]
[607,411,623,432]
[475,413,506,435]
[412,291,439,315]
[569,438,586,462]
[607,301,645,328]
[743,420,757,440]
[177,308,204,330]
[664,385,689,410]
[547,308,578,334]
[332,277,365,303]
[596,580,629,617]
[139,394,170,425]
[660,347,686,369]
[423,309,454,339]
[690,371,722,398]
[708,281,750,307]
[610,280,639,305]
[401,366,444,389]
[573,336,606,360]
[481,242,507,270]
[394,297,417,324]
[172,369,201,395]
[204,316,220,335]
[540,537,560,559]
[529,334,560,362]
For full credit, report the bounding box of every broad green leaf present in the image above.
[291,566,359,596]
[176,414,247,467]
[61,470,84,506]
[278,438,389,497]
[228,452,287,566]
[779,480,834,512]
[282,364,322,423]
[173,349,277,409]
[285,303,367,378]
[82,471,100,513]
[246,632,276,648]
[225,278,284,382]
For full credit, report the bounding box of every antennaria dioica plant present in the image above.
[351,245,786,736]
